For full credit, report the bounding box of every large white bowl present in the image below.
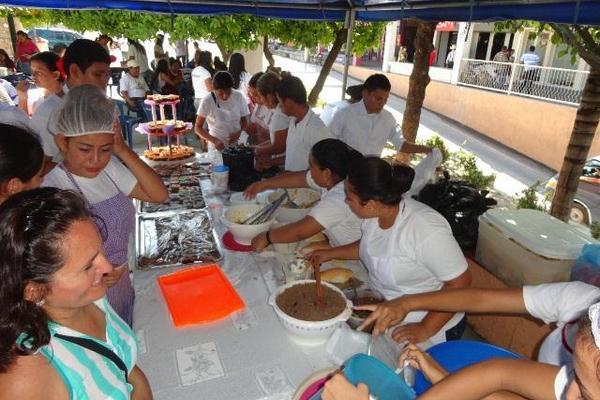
[268,188,321,223]
[269,279,353,346]
[223,204,275,245]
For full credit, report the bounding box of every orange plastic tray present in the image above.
[157,265,245,327]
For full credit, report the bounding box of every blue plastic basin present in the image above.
[413,340,521,395]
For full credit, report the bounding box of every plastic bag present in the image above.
[405,148,443,198]
[571,244,600,287]
[416,175,497,249]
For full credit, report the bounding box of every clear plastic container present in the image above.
[211,165,229,194]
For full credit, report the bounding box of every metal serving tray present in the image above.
[136,209,223,270]
[138,185,206,214]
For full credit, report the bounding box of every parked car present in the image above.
[27,28,83,51]
[545,156,600,226]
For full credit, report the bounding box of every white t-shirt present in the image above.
[328,100,404,156]
[1,79,17,101]
[554,366,572,400]
[119,73,149,99]
[197,90,249,144]
[319,100,350,126]
[251,103,273,132]
[306,171,362,247]
[236,71,251,103]
[285,109,332,171]
[520,52,541,71]
[359,198,467,342]
[192,66,212,99]
[0,103,35,135]
[524,282,600,367]
[30,92,64,157]
[127,46,150,73]
[269,105,291,158]
[175,40,187,57]
[42,157,137,204]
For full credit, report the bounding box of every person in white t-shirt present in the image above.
[194,71,250,151]
[30,39,112,169]
[42,85,168,325]
[245,72,272,146]
[321,281,600,400]
[191,50,215,110]
[307,157,471,345]
[252,72,290,171]
[319,84,363,126]
[276,75,332,171]
[127,39,152,84]
[119,60,151,121]
[520,45,542,94]
[324,303,600,400]
[245,138,363,251]
[328,73,431,158]
[228,53,251,103]
[174,39,188,65]
[357,282,600,369]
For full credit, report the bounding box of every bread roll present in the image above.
[298,241,331,256]
[321,267,354,284]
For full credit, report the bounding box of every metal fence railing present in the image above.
[457,58,589,106]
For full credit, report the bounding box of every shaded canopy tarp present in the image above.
[2,0,600,24]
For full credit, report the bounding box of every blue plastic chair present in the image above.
[114,100,141,148]
[413,340,521,395]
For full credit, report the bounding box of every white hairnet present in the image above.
[50,84,116,137]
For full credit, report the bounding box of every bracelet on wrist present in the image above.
[265,230,272,244]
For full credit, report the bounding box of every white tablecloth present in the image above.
[133,181,368,400]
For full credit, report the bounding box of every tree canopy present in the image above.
[10,8,384,60]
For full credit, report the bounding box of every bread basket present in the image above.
[269,280,353,346]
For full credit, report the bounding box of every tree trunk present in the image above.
[400,21,437,143]
[215,40,230,64]
[550,66,600,221]
[263,35,275,68]
[307,26,347,107]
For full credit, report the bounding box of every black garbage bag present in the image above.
[416,175,497,250]
[222,145,261,192]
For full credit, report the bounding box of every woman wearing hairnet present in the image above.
[43,85,168,326]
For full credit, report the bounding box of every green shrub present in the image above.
[448,151,496,190]
[516,182,547,211]
[422,134,450,164]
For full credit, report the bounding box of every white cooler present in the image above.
[476,208,597,286]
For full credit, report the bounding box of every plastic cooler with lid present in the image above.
[476,208,597,286]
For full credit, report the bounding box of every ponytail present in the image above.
[311,139,363,181]
[348,157,414,205]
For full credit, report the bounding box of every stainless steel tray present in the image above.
[138,186,206,214]
[136,209,223,270]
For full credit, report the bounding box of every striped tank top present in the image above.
[39,297,138,399]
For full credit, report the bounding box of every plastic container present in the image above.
[268,189,321,223]
[325,324,370,365]
[269,280,352,346]
[344,354,416,400]
[413,340,521,395]
[157,265,245,327]
[223,204,274,245]
[211,165,229,194]
[476,208,596,286]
